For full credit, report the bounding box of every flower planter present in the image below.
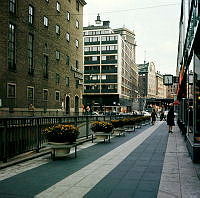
[92,132,112,143]
[46,142,78,160]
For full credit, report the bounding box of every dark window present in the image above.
[55,91,60,101]
[8,23,16,70]
[43,55,48,78]
[9,0,16,13]
[66,77,70,87]
[7,83,16,98]
[76,80,79,88]
[56,73,60,84]
[76,60,78,69]
[66,55,70,65]
[43,89,48,101]
[28,34,34,74]
[28,5,34,24]
[76,0,79,11]
[27,87,34,100]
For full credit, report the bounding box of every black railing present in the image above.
[0,114,139,163]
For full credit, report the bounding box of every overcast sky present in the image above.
[83,0,181,75]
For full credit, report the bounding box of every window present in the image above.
[56,73,60,84]
[56,2,60,12]
[8,23,16,70]
[28,34,34,74]
[66,77,70,87]
[66,32,70,41]
[27,86,34,100]
[76,0,79,11]
[44,16,48,27]
[43,55,48,78]
[67,11,70,21]
[76,60,78,69]
[66,55,70,65]
[43,89,48,101]
[56,25,60,35]
[9,0,16,13]
[56,50,60,60]
[55,91,60,101]
[28,5,34,24]
[76,80,79,88]
[76,20,79,29]
[75,39,79,48]
[7,83,16,98]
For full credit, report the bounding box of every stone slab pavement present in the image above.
[0,121,199,198]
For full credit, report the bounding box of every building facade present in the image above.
[156,72,167,99]
[0,0,86,117]
[138,62,157,99]
[83,16,138,113]
[176,0,200,162]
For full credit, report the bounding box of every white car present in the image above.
[142,111,151,116]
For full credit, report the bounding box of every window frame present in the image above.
[56,50,60,60]
[7,83,16,98]
[9,0,16,13]
[44,16,48,27]
[28,5,34,24]
[56,1,61,12]
[55,91,60,101]
[28,33,34,74]
[43,89,48,101]
[27,86,34,100]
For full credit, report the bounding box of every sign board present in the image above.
[163,75,173,85]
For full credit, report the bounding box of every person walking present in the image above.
[151,109,157,125]
[167,107,175,133]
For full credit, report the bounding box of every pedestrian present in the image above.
[167,107,175,133]
[160,111,165,121]
[151,109,157,125]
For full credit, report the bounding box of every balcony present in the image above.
[84,41,100,45]
[84,70,100,74]
[101,60,117,64]
[101,50,118,54]
[101,89,117,93]
[84,89,100,93]
[84,60,100,65]
[84,51,100,55]
[101,68,117,73]
[84,79,100,83]
[101,79,117,83]
[101,40,118,45]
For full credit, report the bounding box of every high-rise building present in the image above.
[0,0,86,117]
[83,15,138,113]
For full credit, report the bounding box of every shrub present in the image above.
[91,121,113,133]
[43,124,80,143]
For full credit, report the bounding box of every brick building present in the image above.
[0,0,86,117]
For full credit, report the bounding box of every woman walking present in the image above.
[167,107,175,133]
[151,109,157,125]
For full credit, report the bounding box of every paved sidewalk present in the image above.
[0,121,199,198]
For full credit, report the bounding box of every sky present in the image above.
[83,0,181,76]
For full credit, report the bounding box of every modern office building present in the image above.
[0,0,86,117]
[138,62,157,99]
[176,0,200,162]
[83,15,138,113]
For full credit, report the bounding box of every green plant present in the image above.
[111,120,124,128]
[43,124,80,143]
[91,121,113,133]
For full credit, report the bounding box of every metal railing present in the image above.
[0,114,139,163]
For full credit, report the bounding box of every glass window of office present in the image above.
[9,0,16,13]
[194,53,200,140]
[28,5,34,24]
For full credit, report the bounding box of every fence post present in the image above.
[3,119,8,163]
[86,116,89,138]
[74,117,78,127]
[36,118,40,153]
